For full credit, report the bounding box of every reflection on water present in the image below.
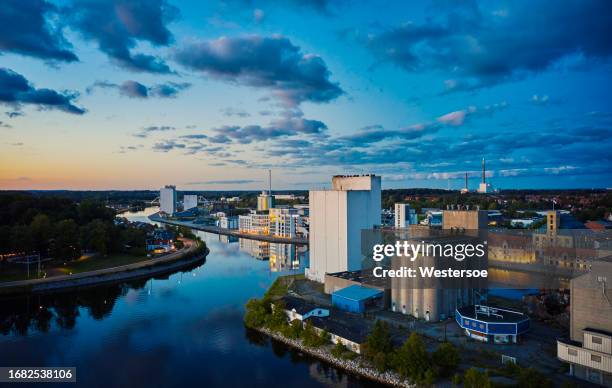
[0,207,374,388]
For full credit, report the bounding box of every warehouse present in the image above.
[331,285,384,313]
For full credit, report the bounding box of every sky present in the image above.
[0,0,611,190]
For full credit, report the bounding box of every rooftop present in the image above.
[332,285,383,301]
[309,316,369,343]
[281,295,320,315]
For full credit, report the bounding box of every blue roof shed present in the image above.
[331,285,383,313]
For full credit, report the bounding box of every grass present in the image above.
[264,274,305,300]
[0,253,151,283]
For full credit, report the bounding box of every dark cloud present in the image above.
[180,134,207,140]
[89,80,190,98]
[0,0,77,62]
[174,35,343,106]
[0,68,85,114]
[152,139,185,152]
[5,111,24,118]
[211,117,327,144]
[65,0,179,73]
[365,1,612,90]
[134,125,175,138]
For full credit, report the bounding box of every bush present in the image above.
[331,342,347,358]
[265,301,288,330]
[432,342,460,377]
[302,322,327,347]
[463,368,491,388]
[282,319,303,339]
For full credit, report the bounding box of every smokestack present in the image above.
[465,172,468,190]
[482,158,486,184]
[268,169,272,194]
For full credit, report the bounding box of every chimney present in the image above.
[482,158,486,184]
[465,172,468,190]
[268,169,272,194]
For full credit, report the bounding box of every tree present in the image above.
[52,219,81,261]
[364,320,394,371]
[463,368,491,388]
[331,341,346,358]
[393,332,431,382]
[30,214,52,255]
[244,298,268,328]
[266,301,288,330]
[302,322,327,347]
[282,319,303,339]
[432,342,460,377]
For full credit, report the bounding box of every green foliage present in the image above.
[331,342,346,358]
[266,301,288,330]
[451,373,462,386]
[463,368,491,388]
[244,298,269,328]
[432,342,460,377]
[393,332,433,383]
[302,322,327,347]
[363,320,394,370]
[282,319,303,339]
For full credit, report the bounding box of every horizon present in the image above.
[1,1,611,190]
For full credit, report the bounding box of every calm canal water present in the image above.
[0,208,378,387]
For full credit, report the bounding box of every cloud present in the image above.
[211,117,327,144]
[0,0,77,62]
[89,80,191,98]
[531,94,550,105]
[152,139,185,152]
[0,68,85,114]
[174,35,343,106]
[65,0,179,73]
[220,107,250,117]
[364,1,612,90]
[5,111,24,118]
[134,125,175,138]
[0,121,12,128]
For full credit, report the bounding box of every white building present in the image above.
[239,210,270,235]
[394,203,418,228]
[183,195,198,211]
[257,192,275,211]
[270,208,299,238]
[306,175,381,283]
[160,185,177,215]
[218,216,238,229]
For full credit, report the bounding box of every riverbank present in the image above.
[149,213,309,245]
[255,327,412,387]
[0,239,207,296]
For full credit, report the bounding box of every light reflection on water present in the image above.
[0,207,375,388]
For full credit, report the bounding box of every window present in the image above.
[592,336,602,345]
[568,349,578,356]
[591,354,602,363]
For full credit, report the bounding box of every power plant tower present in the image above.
[478,158,488,193]
[461,172,469,194]
[257,169,275,211]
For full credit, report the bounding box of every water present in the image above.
[0,208,377,387]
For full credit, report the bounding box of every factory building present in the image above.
[160,185,177,215]
[183,194,198,211]
[306,175,381,283]
[390,209,488,322]
[395,203,418,228]
[455,305,530,344]
[558,258,612,386]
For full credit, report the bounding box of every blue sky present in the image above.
[0,0,611,190]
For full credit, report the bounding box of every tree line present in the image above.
[0,193,146,260]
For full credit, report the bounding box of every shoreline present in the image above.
[149,213,309,245]
[0,241,207,296]
[255,327,413,387]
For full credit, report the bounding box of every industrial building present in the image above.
[394,203,418,228]
[390,209,488,322]
[331,285,384,313]
[183,194,198,211]
[306,175,381,283]
[558,258,612,386]
[160,185,177,215]
[455,305,530,344]
[257,170,275,211]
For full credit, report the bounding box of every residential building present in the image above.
[160,185,177,215]
[278,295,329,321]
[269,207,299,238]
[183,194,198,211]
[306,175,381,283]
[558,258,612,386]
[395,203,418,228]
[218,215,238,229]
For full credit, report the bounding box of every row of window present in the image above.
[567,348,602,363]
